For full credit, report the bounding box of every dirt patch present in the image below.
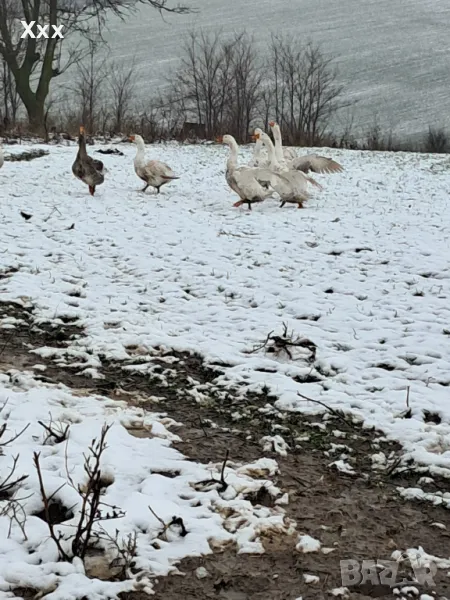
[5,149,49,162]
[2,301,450,600]
[33,499,75,525]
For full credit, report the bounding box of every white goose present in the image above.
[255,130,319,209]
[217,134,282,210]
[248,134,268,167]
[129,134,179,193]
[268,121,297,162]
[254,128,322,186]
[269,121,343,174]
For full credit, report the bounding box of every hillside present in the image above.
[89,0,450,138]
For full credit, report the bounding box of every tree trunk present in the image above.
[13,80,45,132]
[26,98,46,131]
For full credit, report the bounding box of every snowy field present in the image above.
[1,140,450,596]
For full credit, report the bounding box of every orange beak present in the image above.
[269,121,275,128]
[215,136,224,143]
[128,135,135,142]
[250,133,260,141]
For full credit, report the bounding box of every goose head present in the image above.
[129,134,144,145]
[216,134,236,146]
[250,128,264,141]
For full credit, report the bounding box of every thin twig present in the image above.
[0,455,29,496]
[148,505,167,531]
[0,423,30,447]
[192,450,230,493]
[297,392,357,429]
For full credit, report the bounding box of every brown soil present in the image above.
[2,300,450,600]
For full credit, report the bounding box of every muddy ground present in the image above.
[1,300,450,600]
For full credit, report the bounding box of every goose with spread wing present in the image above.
[269,121,343,174]
[254,130,320,209]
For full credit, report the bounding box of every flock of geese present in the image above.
[216,122,343,210]
[1,122,343,211]
[72,122,343,209]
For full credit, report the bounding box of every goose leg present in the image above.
[247,201,252,210]
[141,183,149,192]
[155,186,161,194]
[297,202,304,209]
[89,185,95,196]
[280,201,286,208]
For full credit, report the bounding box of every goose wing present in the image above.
[289,154,343,174]
[269,169,313,203]
[72,158,104,186]
[283,147,297,161]
[144,159,178,180]
[229,167,274,200]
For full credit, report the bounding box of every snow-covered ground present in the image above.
[0,371,289,598]
[1,140,450,467]
[1,139,450,596]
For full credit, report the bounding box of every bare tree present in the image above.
[224,33,262,142]
[169,30,233,138]
[73,40,109,134]
[425,127,449,154]
[0,58,20,130]
[267,36,345,145]
[162,29,346,144]
[0,0,193,131]
[109,60,138,133]
[258,87,274,133]
[164,30,263,142]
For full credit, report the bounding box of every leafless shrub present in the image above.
[34,424,124,561]
[247,322,317,362]
[0,420,30,540]
[1,496,29,540]
[97,527,138,580]
[425,127,449,154]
